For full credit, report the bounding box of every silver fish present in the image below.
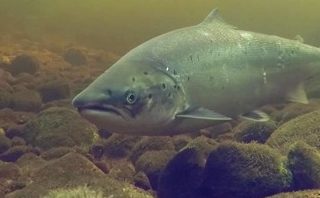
[72,9,320,135]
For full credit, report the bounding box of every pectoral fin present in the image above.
[240,110,270,122]
[176,107,232,121]
[287,83,309,104]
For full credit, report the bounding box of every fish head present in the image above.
[72,59,186,135]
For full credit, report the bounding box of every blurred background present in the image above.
[0,0,319,54]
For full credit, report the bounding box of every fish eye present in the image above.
[125,91,137,104]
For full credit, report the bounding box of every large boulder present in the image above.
[21,107,98,150]
[267,110,320,154]
[6,152,152,198]
[287,142,320,190]
[158,148,206,198]
[203,142,292,198]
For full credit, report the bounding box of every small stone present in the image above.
[0,133,11,154]
[5,125,24,139]
[135,150,177,190]
[234,120,277,143]
[90,143,104,160]
[11,136,26,146]
[129,136,175,163]
[9,54,40,76]
[38,80,70,103]
[41,147,75,160]
[98,129,112,139]
[134,171,152,191]
[172,135,192,151]
[104,134,141,158]
[93,160,110,174]
[0,145,33,162]
[63,48,87,66]
[10,88,42,112]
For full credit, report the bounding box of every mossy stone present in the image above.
[203,142,292,198]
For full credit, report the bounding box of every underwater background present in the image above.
[1,0,320,197]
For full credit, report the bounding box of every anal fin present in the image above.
[287,83,309,104]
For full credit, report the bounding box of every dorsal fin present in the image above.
[201,8,235,29]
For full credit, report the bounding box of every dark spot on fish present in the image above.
[168,92,171,97]
[291,50,295,55]
[132,77,135,82]
[209,76,214,80]
[173,69,177,75]
[190,55,193,62]
[162,83,166,90]
[144,71,148,75]
[177,86,180,90]
[107,89,112,96]
[148,94,152,99]
[187,76,190,81]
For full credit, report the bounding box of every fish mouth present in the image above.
[77,103,125,118]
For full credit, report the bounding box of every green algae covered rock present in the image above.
[203,142,292,198]
[44,186,104,198]
[158,148,206,198]
[21,107,98,150]
[267,190,320,198]
[6,152,153,198]
[234,120,277,143]
[288,141,320,190]
[267,110,320,154]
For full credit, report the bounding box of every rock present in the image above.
[89,143,104,160]
[41,147,75,160]
[0,145,34,162]
[234,120,277,143]
[130,136,175,163]
[267,190,320,198]
[5,125,25,139]
[21,107,97,150]
[135,150,177,190]
[109,160,136,183]
[158,148,206,198]
[287,142,320,190]
[0,110,35,130]
[185,136,218,158]
[203,142,292,198]
[93,160,110,174]
[97,128,112,139]
[11,137,26,146]
[10,88,42,112]
[0,133,11,154]
[201,122,233,139]
[0,161,22,195]
[0,161,21,180]
[134,171,152,191]
[16,153,46,176]
[43,186,104,198]
[38,80,70,103]
[172,135,192,151]
[6,152,152,198]
[63,48,87,66]
[267,110,320,154]
[271,100,320,124]
[9,54,40,76]
[104,134,141,158]
[0,89,12,109]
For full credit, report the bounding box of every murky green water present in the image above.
[0,0,319,54]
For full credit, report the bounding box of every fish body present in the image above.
[72,9,320,135]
